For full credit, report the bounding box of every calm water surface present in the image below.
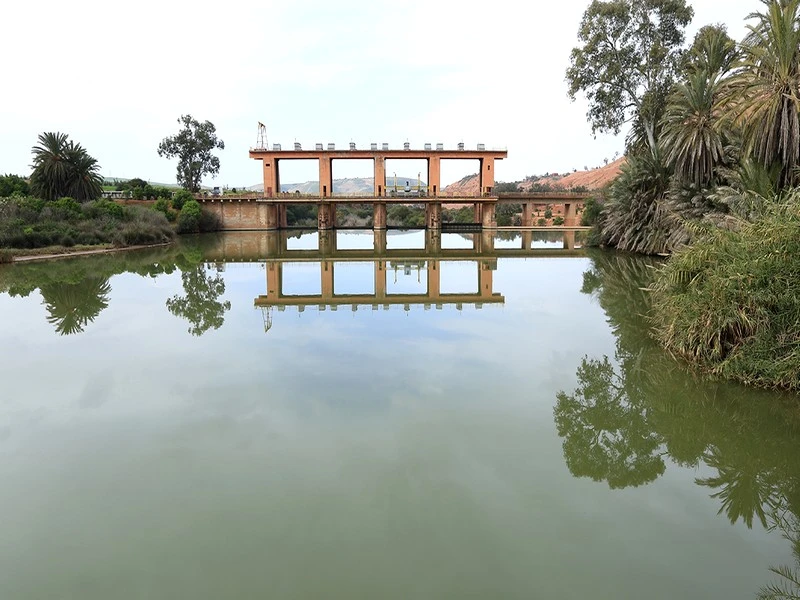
[1,229,799,599]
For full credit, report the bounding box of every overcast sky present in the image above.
[2,0,756,188]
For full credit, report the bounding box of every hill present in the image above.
[441,158,625,195]
[247,176,426,195]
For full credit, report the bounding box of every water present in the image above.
[1,229,798,599]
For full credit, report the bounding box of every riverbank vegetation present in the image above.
[568,0,800,392]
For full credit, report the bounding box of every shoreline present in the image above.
[7,241,173,263]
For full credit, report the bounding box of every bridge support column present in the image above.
[318,203,334,230]
[374,157,385,197]
[265,203,279,230]
[425,202,442,229]
[425,229,441,254]
[373,202,387,230]
[479,261,495,299]
[267,262,281,298]
[262,158,280,197]
[321,261,334,299]
[479,157,495,196]
[473,203,482,224]
[427,260,440,296]
[564,202,577,227]
[482,202,497,229]
[278,204,288,228]
[319,157,332,198]
[522,202,533,227]
[428,157,441,196]
[373,229,387,254]
[375,260,386,301]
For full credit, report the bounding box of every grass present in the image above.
[648,200,800,391]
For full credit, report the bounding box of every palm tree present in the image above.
[64,141,103,201]
[727,0,800,188]
[660,26,738,189]
[41,277,111,335]
[29,132,104,201]
[29,132,71,201]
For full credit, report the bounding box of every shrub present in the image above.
[0,248,15,263]
[199,208,221,232]
[83,199,125,220]
[53,197,83,219]
[171,189,194,211]
[176,199,202,233]
[537,217,547,226]
[581,197,602,226]
[553,216,565,226]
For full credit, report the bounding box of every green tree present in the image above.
[727,0,800,188]
[29,132,103,201]
[157,115,225,192]
[566,0,694,156]
[0,174,30,197]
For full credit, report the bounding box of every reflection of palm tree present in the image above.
[166,265,231,336]
[40,277,111,335]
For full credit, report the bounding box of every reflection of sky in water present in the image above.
[334,230,377,250]
[440,261,479,294]
[441,233,477,249]
[332,262,376,295]
[286,231,319,250]
[386,263,428,295]
[386,230,425,249]
[279,262,322,295]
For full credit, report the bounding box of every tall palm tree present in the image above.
[30,132,71,201]
[660,26,738,189]
[29,132,104,201]
[727,0,800,188]
[64,141,103,201]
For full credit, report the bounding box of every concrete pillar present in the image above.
[373,202,387,230]
[425,229,441,254]
[428,157,441,196]
[473,203,482,224]
[265,231,281,257]
[479,230,495,253]
[278,204,288,228]
[373,229,387,254]
[318,203,333,230]
[319,157,332,198]
[267,263,281,297]
[319,229,335,255]
[321,261,334,299]
[374,260,386,300]
[564,202,577,227]
[522,202,533,227]
[374,156,385,197]
[479,262,494,299]
[482,202,497,229]
[479,158,495,196]
[425,202,442,229]
[522,230,532,250]
[263,158,279,197]
[427,260,440,296]
[563,230,576,250]
[265,203,279,230]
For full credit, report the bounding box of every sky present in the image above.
[1,0,757,188]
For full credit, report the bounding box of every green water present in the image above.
[0,230,798,599]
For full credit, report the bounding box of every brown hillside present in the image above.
[442,157,625,195]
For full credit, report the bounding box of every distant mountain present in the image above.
[247,176,426,195]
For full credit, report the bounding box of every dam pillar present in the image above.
[321,261,334,299]
[563,230,576,250]
[481,202,497,229]
[265,203,279,230]
[473,203,482,224]
[267,262,281,298]
[262,157,280,197]
[374,156,385,197]
[479,261,495,299]
[319,157,333,198]
[374,202,387,230]
[564,202,577,227]
[428,157,441,196]
[479,157,495,196]
[427,260,440,297]
[425,202,442,229]
[375,260,386,300]
[318,203,334,230]
[522,202,533,227]
[373,229,387,254]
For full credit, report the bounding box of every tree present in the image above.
[0,174,30,197]
[566,0,694,156]
[660,26,738,188]
[727,0,800,188]
[29,132,103,201]
[157,115,225,192]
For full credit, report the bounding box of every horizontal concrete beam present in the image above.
[249,149,507,161]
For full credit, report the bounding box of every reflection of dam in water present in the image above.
[196,229,586,331]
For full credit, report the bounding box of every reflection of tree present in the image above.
[555,355,665,488]
[559,249,800,595]
[166,265,231,336]
[40,277,111,335]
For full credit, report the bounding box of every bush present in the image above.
[0,174,30,197]
[0,248,15,263]
[176,199,202,233]
[581,197,603,226]
[537,217,547,226]
[649,201,800,391]
[83,199,125,220]
[171,189,194,211]
[553,216,565,226]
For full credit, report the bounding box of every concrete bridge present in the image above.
[195,143,592,231]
